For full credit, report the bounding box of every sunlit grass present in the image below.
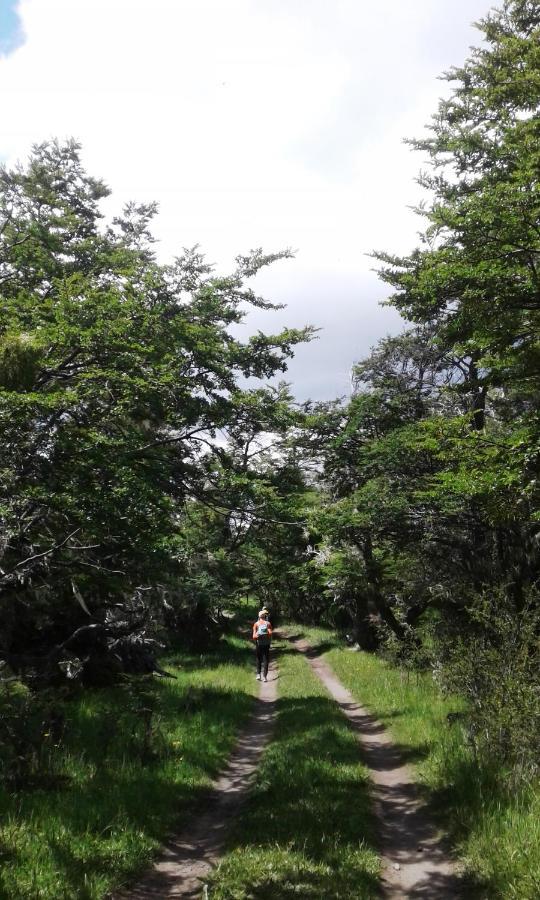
[0,634,256,900]
[207,638,380,899]
[300,625,540,900]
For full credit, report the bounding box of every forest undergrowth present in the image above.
[0,635,255,900]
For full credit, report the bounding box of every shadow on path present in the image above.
[205,639,381,899]
[117,665,278,899]
[290,635,464,900]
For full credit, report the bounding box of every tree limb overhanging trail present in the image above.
[118,659,278,899]
[289,636,462,900]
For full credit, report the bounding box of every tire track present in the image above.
[117,662,277,899]
[291,636,462,899]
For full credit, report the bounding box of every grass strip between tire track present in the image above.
[207,636,380,899]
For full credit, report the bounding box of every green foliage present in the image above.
[284,10,540,884]
[438,591,540,781]
[295,3,540,794]
[0,680,67,790]
[2,6,540,895]
[0,333,43,391]
[0,139,313,678]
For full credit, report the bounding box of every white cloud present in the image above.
[1,0,493,399]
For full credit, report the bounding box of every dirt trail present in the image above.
[292,636,462,899]
[119,663,277,899]
[120,636,460,899]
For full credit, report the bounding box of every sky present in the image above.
[0,0,494,401]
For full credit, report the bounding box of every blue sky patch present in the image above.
[0,0,24,56]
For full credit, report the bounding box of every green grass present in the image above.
[207,638,380,899]
[0,634,256,900]
[5,624,536,899]
[299,626,540,900]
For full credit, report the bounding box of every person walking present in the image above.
[252,608,272,682]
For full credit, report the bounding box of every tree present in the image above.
[374,0,540,606]
[0,140,313,682]
[300,0,540,770]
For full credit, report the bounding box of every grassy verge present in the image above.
[0,634,256,900]
[300,626,540,899]
[207,638,380,899]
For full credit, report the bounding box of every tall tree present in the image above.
[0,140,312,681]
[374,0,540,604]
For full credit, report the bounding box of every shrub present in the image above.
[0,679,67,789]
[438,591,540,783]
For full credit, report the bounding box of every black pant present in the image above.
[256,642,270,677]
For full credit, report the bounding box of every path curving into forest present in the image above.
[291,635,462,899]
[118,663,277,899]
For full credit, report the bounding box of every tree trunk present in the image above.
[468,359,486,432]
[352,594,378,650]
[360,533,406,641]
